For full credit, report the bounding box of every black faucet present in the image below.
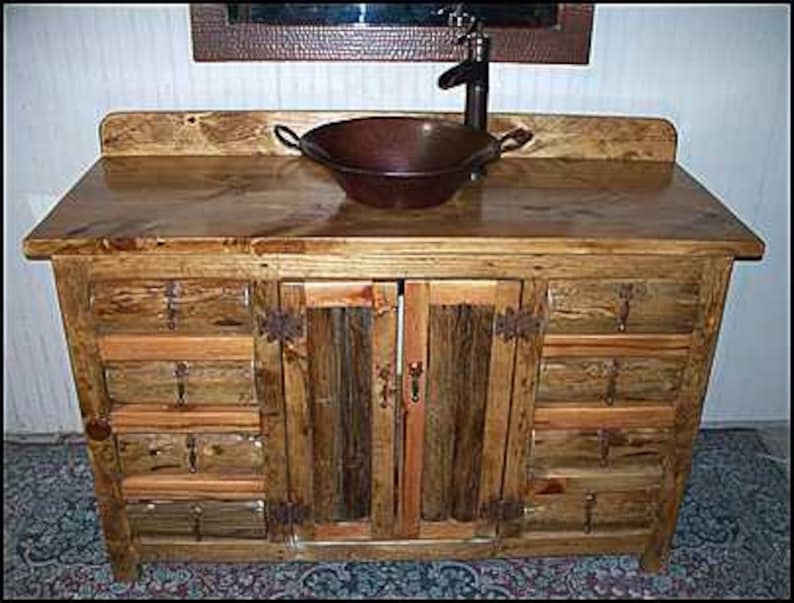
[437,17,490,132]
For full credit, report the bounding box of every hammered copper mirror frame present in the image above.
[190,3,594,63]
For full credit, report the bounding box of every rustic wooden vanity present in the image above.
[23,111,764,581]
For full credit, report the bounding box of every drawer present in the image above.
[537,357,685,404]
[117,433,264,476]
[523,487,660,533]
[104,361,255,405]
[90,279,251,334]
[530,427,671,474]
[127,500,266,539]
[546,279,699,334]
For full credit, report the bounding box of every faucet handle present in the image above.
[456,17,483,45]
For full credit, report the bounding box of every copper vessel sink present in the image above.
[273,117,532,209]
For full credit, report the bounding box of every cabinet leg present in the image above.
[638,547,667,573]
[107,543,140,582]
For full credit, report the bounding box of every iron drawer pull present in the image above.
[408,362,423,404]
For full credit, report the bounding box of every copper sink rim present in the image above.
[295,116,502,178]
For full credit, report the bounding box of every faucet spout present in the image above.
[438,60,479,90]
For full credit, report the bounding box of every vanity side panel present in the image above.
[640,257,734,571]
[52,256,139,581]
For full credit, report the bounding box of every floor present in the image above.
[3,428,790,599]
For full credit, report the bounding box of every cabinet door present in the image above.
[398,280,538,539]
[279,281,399,542]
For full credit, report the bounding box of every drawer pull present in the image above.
[408,362,423,404]
[186,434,197,473]
[616,283,634,332]
[376,363,396,408]
[583,491,596,534]
[165,281,182,330]
[192,503,203,541]
[605,359,619,406]
[598,428,611,467]
[174,361,189,407]
[85,416,112,441]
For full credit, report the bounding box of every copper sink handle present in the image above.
[273,124,302,151]
[497,128,533,154]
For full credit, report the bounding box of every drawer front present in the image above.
[537,357,685,404]
[547,279,699,334]
[104,361,254,405]
[523,487,659,532]
[530,427,671,474]
[117,433,264,475]
[127,500,266,539]
[91,279,251,334]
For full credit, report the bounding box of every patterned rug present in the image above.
[3,429,790,599]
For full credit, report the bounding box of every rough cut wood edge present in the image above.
[640,257,734,571]
[52,257,139,581]
[136,529,648,563]
[99,110,677,163]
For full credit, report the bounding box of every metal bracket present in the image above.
[495,307,543,342]
[257,310,304,343]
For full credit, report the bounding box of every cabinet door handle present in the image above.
[408,361,423,404]
[186,434,197,473]
[605,359,619,407]
[174,361,189,407]
[584,491,596,534]
[617,283,634,332]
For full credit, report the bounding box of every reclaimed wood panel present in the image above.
[117,433,263,475]
[122,474,265,500]
[104,361,255,406]
[370,282,398,539]
[91,279,250,334]
[476,281,522,537]
[52,257,138,581]
[524,488,660,532]
[251,280,290,541]
[542,334,691,359]
[537,357,685,404]
[533,405,674,430]
[547,279,699,334]
[641,257,734,571]
[500,279,549,538]
[129,500,268,541]
[399,281,429,538]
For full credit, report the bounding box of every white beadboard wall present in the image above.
[4,4,790,434]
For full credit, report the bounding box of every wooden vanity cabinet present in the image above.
[23,111,764,581]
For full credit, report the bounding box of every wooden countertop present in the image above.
[22,111,764,259]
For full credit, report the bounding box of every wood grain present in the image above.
[98,335,252,361]
[542,334,691,359]
[98,111,674,161]
[110,406,260,433]
[500,280,548,538]
[533,406,675,430]
[128,501,267,540]
[53,257,139,581]
[399,281,429,538]
[104,361,255,406]
[122,474,265,500]
[640,257,734,571]
[370,282,398,539]
[251,280,290,541]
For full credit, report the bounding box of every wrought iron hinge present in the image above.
[257,310,304,343]
[495,307,544,342]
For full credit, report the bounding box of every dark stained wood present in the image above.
[52,257,139,581]
[448,305,494,522]
[190,4,593,64]
[128,501,267,540]
[640,257,734,571]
